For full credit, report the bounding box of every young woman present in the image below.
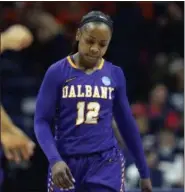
[34,11,152,192]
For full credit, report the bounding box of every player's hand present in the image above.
[51,161,75,190]
[1,127,35,163]
[1,25,33,51]
[140,178,152,192]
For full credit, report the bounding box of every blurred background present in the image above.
[0,1,184,192]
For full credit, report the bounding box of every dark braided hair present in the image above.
[70,11,113,55]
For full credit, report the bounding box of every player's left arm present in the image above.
[113,66,150,179]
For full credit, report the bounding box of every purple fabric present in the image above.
[47,147,125,192]
[34,57,149,178]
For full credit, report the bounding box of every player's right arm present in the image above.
[34,63,62,166]
[34,62,75,189]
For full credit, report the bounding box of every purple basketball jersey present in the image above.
[35,55,150,186]
[55,56,118,156]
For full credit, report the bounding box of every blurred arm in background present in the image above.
[1,24,35,163]
[1,24,33,53]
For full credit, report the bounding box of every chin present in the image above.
[85,56,99,66]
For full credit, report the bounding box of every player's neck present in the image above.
[72,53,101,71]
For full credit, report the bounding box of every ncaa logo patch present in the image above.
[102,76,111,86]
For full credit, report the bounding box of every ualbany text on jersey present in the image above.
[62,85,114,100]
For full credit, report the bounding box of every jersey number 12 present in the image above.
[76,101,100,125]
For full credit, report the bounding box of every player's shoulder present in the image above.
[111,64,123,74]
[104,60,125,85]
[47,56,70,75]
[44,57,70,83]
[49,57,68,71]
[104,59,124,75]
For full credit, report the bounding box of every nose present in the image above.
[90,45,99,55]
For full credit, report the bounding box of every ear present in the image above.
[76,29,81,41]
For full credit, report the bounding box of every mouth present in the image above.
[86,55,99,61]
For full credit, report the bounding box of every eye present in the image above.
[99,43,107,48]
[86,39,94,45]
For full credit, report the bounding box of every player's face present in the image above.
[76,22,112,67]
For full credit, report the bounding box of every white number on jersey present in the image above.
[76,102,100,125]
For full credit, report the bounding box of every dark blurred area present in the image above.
[1,2,184,192]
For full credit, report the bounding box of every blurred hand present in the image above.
[1,25,33,51]
[168,3,182,20]
[51,161,75,190]
[27,11,61,42]
[1,126,35,163]
[140,178,152,192]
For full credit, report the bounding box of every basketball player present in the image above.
[34,11,152,192]
[1,25,35,163]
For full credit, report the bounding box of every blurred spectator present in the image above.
[126,149,164,188]
[158,131,184,187]
[157,130,176,161]
[168,57,184,111]
[132,103,149,135]
[132,84,182,134]
[148,84,169,133]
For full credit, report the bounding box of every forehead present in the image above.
[82,22,111,40]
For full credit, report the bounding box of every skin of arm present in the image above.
[1,106,17,133]
[0,25,34,162]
